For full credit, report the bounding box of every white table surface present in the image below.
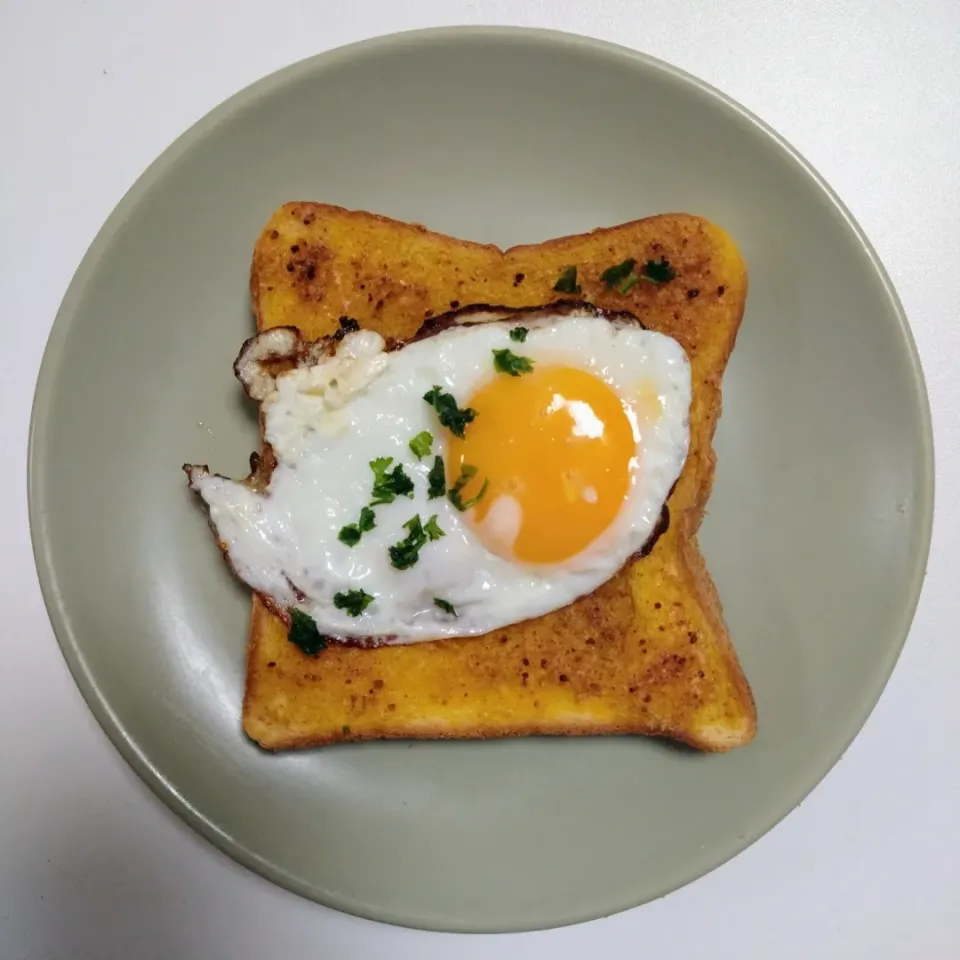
[3,2,958,957]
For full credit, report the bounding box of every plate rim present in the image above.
[26,25,936,932]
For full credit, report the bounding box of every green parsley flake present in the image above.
[369,456,415,505]
[617,271,640,295]
[338,505,377,547]
[409,430,433,460]
[509,326,529,342]
[601,258,636,289]
[553,265,581,294]
[423,386,477,438]
[449,463,490,512]
[424,515,445,540]
[388,514,435,570]
[427,455,446,499]
[333,588,375,617]
[288,609,327,656]
[492,348,535,377]
[433,598,457,616]
[640,257,676,284]
[338,524,361,547]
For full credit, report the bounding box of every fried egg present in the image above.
[186,304,691,643]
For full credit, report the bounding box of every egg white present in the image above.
[189,310,691,643]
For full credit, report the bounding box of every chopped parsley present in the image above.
[388,513,442,570]
[338,506,376,547]
[602,256,673,294]
[427,455,446,499]
[342,724,351,734]
[333,588,375,617]
[601,257,636,289]
[509,326,529,342]
[423,385,477,438]
[388,514,432,570]
[288,608,328,656]
[434,598,457,616]
[338,525,361,547]
[369,456,415,505]
[553,265,581,294]
[641,257,676,284]
[409,430,433,460]
[449,463,490,512]
[493,348,535,377]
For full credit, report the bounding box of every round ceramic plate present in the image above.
[29,28,933,932]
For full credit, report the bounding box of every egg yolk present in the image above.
[446,365,636,564]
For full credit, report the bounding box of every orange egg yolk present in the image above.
[446,365,636,564]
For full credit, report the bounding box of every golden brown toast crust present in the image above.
[240,203,756,751]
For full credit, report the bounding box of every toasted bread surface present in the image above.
[241,203,756,751]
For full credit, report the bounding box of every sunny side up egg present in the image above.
[186,305,692,644]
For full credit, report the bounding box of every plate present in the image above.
[28,28,933,932]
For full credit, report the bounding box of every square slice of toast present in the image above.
[239,203,756,751]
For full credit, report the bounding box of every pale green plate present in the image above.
[28,28,933,932]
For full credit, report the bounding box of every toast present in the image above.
[239,203,756,751]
